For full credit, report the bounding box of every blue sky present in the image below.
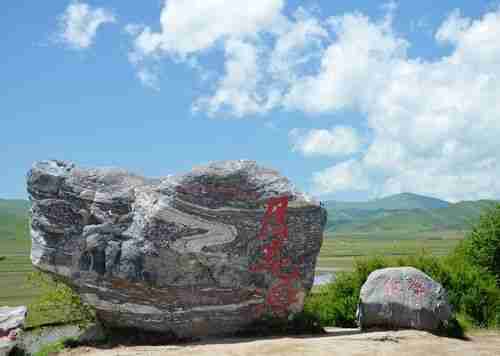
[1,0,500,202]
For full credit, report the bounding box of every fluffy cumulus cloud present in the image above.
[57,1,116,49]
[193,39,266,117]
[131,0,285,57]
[127,2,325,115]
[313,160,371,193]
[125,2,500,201]
[283,13,408,112]
[127,0,286,108]
[307,7,500,201]
[290,126,362,157]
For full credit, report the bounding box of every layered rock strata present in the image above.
[28,160,327,337]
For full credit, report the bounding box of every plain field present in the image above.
[1,230,464,309]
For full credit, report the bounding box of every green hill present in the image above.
[0,195,498,238]
[0,199,30,241]
[326,194,498,233]
[0,195,498,310]
[325,192,450,211]
[0,199,29,217]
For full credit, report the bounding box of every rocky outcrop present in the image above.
[0,306,27,356]
[28,160,326,337]
[356,267,452,332]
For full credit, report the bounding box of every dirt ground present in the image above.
[61,328,500,356]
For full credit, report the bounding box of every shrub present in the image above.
[304,254,447,328]
[304,252,500,330]
[27,271,95,328]
[442,253,500,328]
[305,272,361,328]
[455,203,500,284]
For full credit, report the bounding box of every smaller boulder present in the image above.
[0,306,27,356]
[357,267,451,332]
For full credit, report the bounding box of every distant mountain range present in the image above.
[0,194,499,239]
[325,193,499,233]
[325,192,451,211]
[0,199,29,216]
[0,199,30,240]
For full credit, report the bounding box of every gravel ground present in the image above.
[60,328,500,356]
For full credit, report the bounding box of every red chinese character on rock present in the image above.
[250,196,302,317]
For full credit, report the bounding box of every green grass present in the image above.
[0,200,47,325]
[316,230,465,271]
[0,198,480,328]
[0,228,467,322]
[0,236,42,309]
[3,228,466,327]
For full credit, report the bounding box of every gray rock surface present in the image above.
[18,324,81,355]
[17,322,106,355]
[0,306,27,356]
[28,160,327,337]
[357,267,452,331]
[0,339,15,356]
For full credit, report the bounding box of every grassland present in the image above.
[0,199,41,310]
[0,196,476,328]
[0,233,44,308]
[1,228,466,306]
[316,230,465,272]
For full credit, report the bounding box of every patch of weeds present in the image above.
[26,271,95,328]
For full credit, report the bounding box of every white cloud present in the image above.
[305,8,500,201]
[269,8,329,83]
[290,126,362,157]
[137,68,160,91]
[283,12,408,112]
[124,3,500,201]
[127,0,285,94]
[312,160,371,194]
[57,1,116,49]
[130,0,285,59]
[195,7,329,116]
[123,23,143,37]
[435,9,471,44]
[193,39,265,117]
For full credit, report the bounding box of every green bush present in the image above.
[304,252,500,330]
[442,253,500,328]
[27,271,95,328]
[455,203,500,284]
[304,254,446,328]
[305,272,360,328]
[305,204,500,331]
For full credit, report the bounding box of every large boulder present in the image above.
[27,160,326,337]
[0,306,27,356]
[357,267,452,332]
